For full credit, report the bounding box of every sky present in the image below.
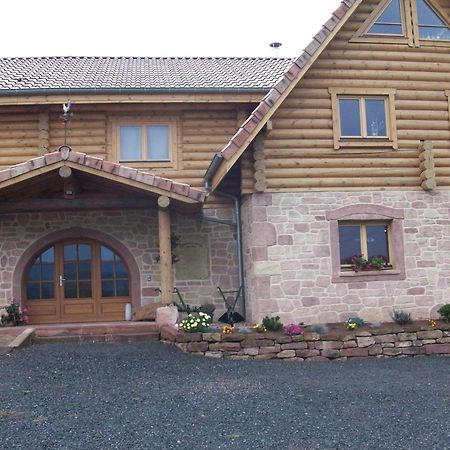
[2,0,340,58]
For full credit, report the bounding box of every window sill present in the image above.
[335,140,395,150]
[332,269,404,283]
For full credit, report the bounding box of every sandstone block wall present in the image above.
[0,208,237,315]
[241,191,450,325]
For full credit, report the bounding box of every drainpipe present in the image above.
[203,169,246,320]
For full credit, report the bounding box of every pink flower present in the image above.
[284,323,304,336]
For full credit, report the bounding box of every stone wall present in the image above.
[0,207,237,315]
[160,322,450,361]
[241,191,450,325]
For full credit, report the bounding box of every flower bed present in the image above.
[160,321,450,361]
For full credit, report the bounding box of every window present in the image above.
[26,247,55,300]
[366,0,404,36]
[111,118,178,168]
[326,204,406,283]
[329,88,398,150]
[416,0,450,41]
[338,222,391,268]
[351,0,450,46]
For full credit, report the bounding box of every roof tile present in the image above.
[0,57,293,93]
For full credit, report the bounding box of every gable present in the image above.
[206,0,450,194]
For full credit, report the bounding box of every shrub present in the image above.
[284,323,304,336]
[392,309,412,325]
[1,298,28,326]
[199,304,216,317]
[179,312,211,333]
[311,323,328,334]
[262,316,283,332]
[437,304,450,322]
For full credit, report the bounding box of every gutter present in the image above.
[203,178,246,320]
[0,87,269,97]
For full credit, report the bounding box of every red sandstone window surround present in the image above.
[326,204,406,283]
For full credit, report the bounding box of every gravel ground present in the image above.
[0,342,449,450]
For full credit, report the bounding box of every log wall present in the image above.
[257,0,450,192]
[0,103,248,195]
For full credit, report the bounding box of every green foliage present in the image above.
[262,315,283,332]
[199,303,216,317]
[437,304,450,322]
[311,324,328,334]
[347,316,365,327]
[155,233,180,264]
[179,312,211,333]
[392,309,412,325]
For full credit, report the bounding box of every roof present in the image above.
[204,0,362,190]
[0,57,292,94]
[0,149,206,204]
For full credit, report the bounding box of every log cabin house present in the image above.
[0,0,450,326]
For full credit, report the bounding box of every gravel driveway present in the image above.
[0,342,449,450]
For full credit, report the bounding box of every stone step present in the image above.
[33,331,160,344]
[33,322,158,338]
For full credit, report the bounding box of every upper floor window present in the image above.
[120,124,170,161]
[366,0,404,36]
[329,88,398,150]
[416,0,450,40]
[110,118,178,169]
[352,0,450,46]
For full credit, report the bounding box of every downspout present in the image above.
[203,156,246,319]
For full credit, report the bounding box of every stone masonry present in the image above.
[0,208,238,316]
[241,190,450,325]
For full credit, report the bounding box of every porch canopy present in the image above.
[0,148,207,304]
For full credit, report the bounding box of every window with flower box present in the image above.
[326,204,406,283]
[338,222,392,270]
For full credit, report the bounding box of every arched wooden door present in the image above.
[24,240,131,324]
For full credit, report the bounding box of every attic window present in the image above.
[416,0,450,40]
[366,0,404,36]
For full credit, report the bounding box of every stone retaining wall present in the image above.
[160,322,450,361]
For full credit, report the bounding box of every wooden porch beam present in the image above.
[0,197,155,214]
[158,197,174,305]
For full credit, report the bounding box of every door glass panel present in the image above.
[41,283,55,299]
[64,281,77,299]
[64,262,77,280]
[101,246,114,261]
[63,243,92,299]
[26,246,55,300]
[100,245,130,298]
[78,262,91,280]
[27,283,40,300]
[102,280,115,297]
[101,261,114,279]
[78,282,92,299]
[64,244,77,261]
[116,280,129,297]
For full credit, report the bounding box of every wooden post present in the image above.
[158,196,173,305]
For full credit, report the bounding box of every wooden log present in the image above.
[254,180,267,192]
[59,166,72,178]
[158,208,174,305]
[157,195,170,210]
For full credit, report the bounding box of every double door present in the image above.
[25,240,130,324]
